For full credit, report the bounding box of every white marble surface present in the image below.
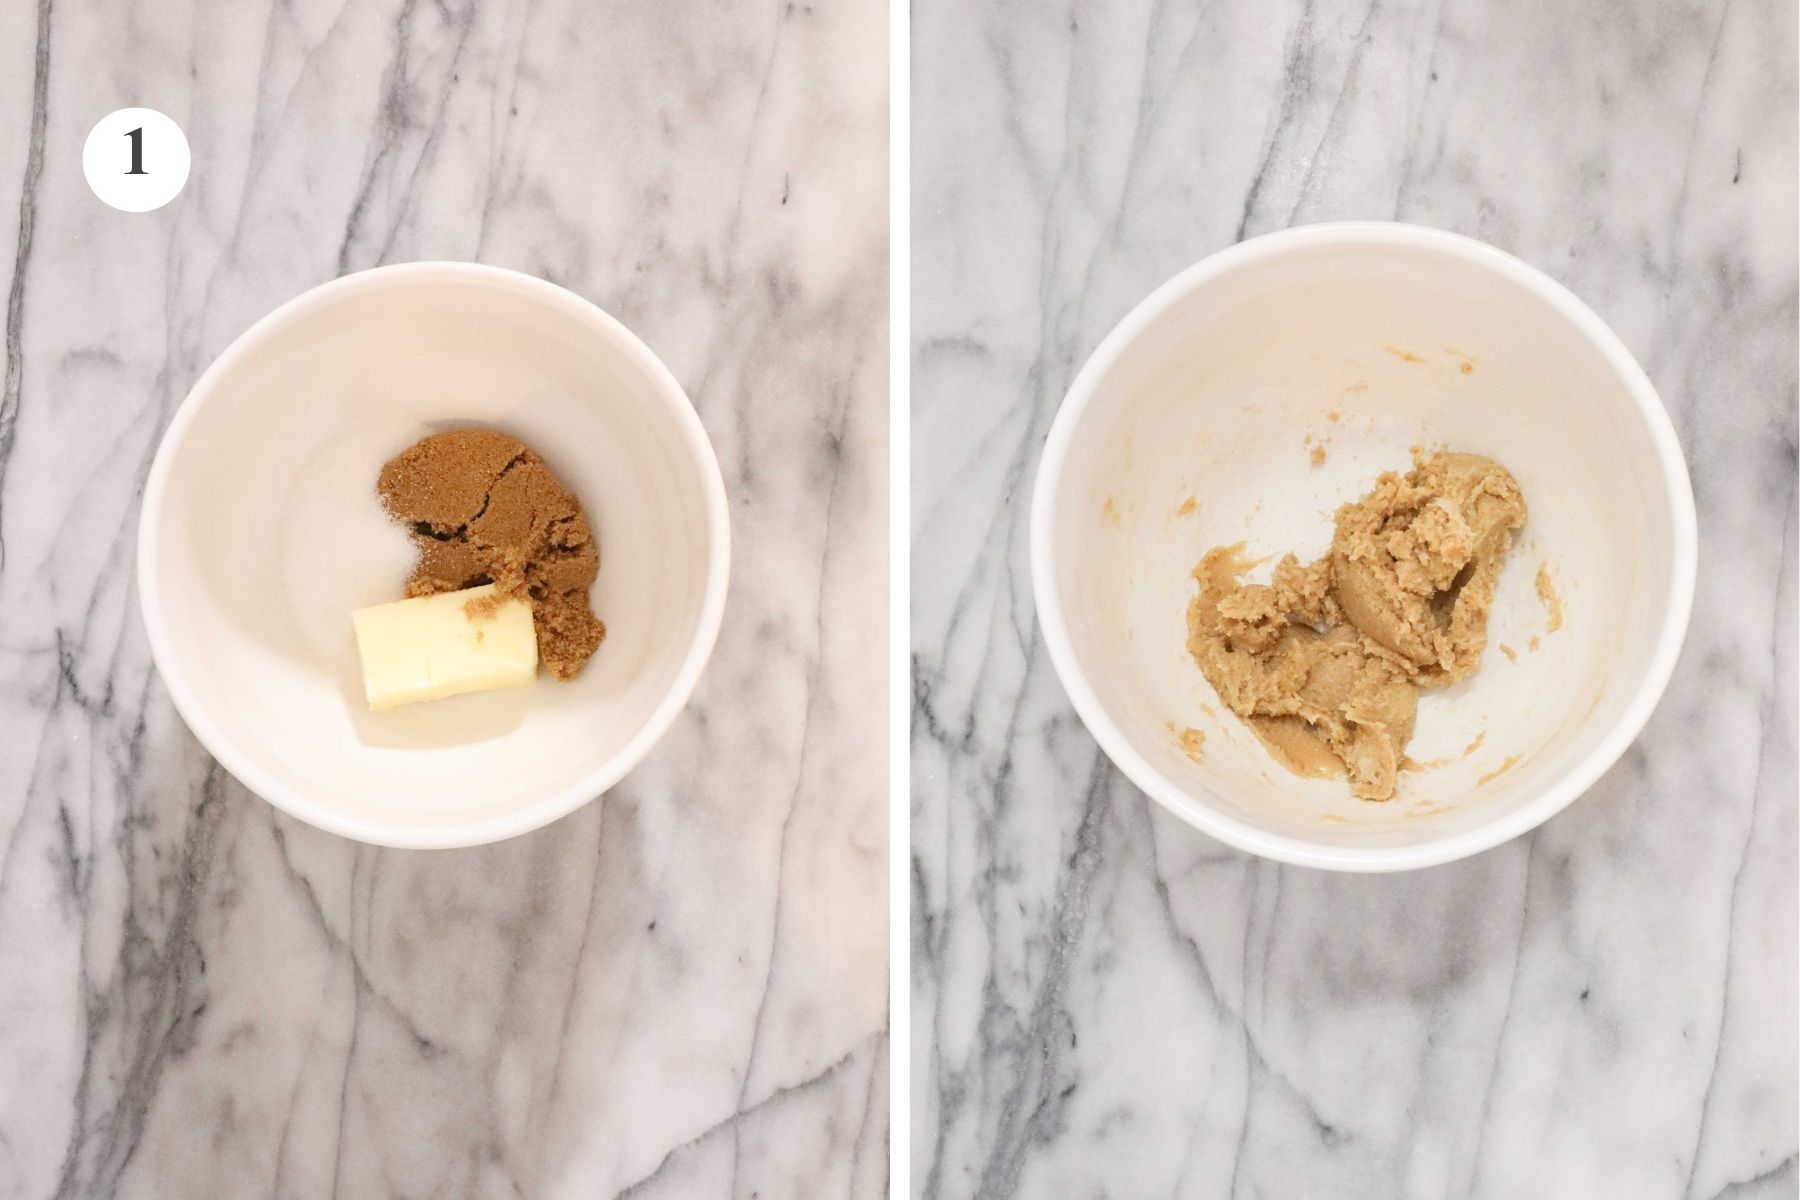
[0,1,886,1197]
[913,0,1796,1196]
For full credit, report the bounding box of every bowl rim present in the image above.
[1028,220,1699,872]
[137,261,732,849]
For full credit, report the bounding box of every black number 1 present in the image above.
[125,127,146,175]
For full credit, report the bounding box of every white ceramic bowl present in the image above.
[139,263,729,848]
[1031,223,1696,871]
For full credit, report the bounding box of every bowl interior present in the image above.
[1048,237,1682,854]
[143,268,721,843]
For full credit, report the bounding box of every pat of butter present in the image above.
[352,584,537,712]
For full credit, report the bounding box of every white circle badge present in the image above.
[83,108,190,212]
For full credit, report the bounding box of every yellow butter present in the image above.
[352,584,538,712]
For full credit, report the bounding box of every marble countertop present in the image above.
[0,1,886,1197]
[912,0,1795,1196]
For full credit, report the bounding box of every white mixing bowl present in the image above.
[139,263,729,848]
[1031,223,1695,871]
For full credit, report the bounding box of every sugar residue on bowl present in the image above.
[1477,754,1522,786]
[1536,563,1563,632]
[1405,726,1493,775]
[1165,722,1207,762]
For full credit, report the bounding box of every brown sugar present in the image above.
[378,427,605,681]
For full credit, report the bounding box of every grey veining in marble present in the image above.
[912,0,1795,1196]
[0,1,886,1197]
